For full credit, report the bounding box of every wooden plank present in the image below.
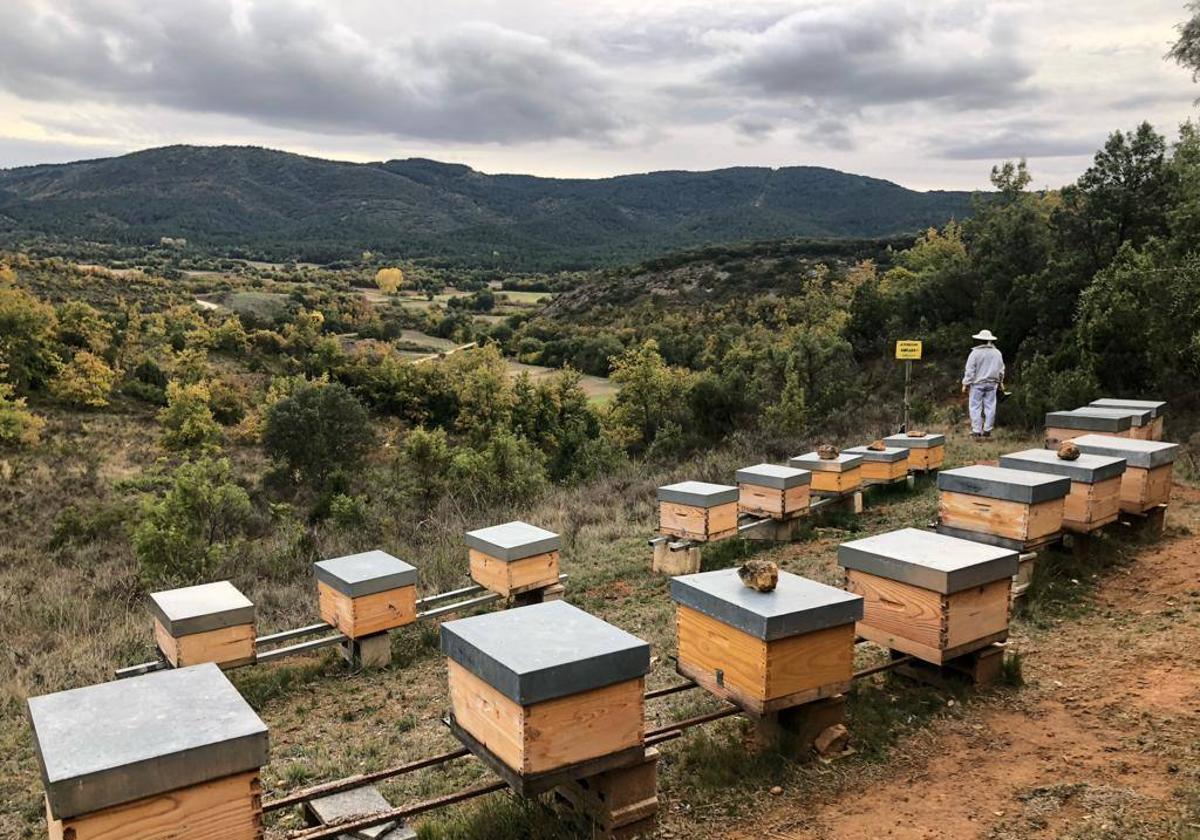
[1118,465,1173,513]
[860,460,909,482]
[48,772,262,840]
[707,502,738,538]
[524,677,644,775]
[555,747,659,831]
[811,469,861,494]
[845,570,944,650]
[1062,476,1121,531]
[944,579,1011,650]
[857,624,1007,666]
[906,446,944,471]
[677,659,848,717]
[939,492,1063,542]
[738,483,810,520]
[764,623,855,700]
[469,549,559,597]
[154,618,255,670]
[447,660,525,773]
[318,581,416,639]
[676,605,766,701]
[1150,416,1165,441]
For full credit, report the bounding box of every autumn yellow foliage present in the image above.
[375,267,404,294]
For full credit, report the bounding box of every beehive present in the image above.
[28,663,269,840]
[1071,434,1180,514]
[998,448,1126,533]
[882,432,945,471]
[441,601,650,790]
[1074,405,1155,440]
[937,465,1071,551]
[1089,398,1166,440]
[787,452,863,496]
[670,568,862,715]
[838,528,1018,664]
[315,550,418,639]
[657,481,739,541]
[465,521,561,597]
[149,581,256,669]
[1044,408,1133,447]
[843,445,910,485]
[735,463,811,520]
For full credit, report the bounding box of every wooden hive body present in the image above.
[838,529,1018,665]
[1119,464,1173,513]
[670,569,862,715]
[29,664,269,840]
[787,453,863,496]
[996,450,1126,535]
[844,446,910,484]
[937,466,1070,551]
[657,482,739,541]
[735,464,810,520]
[465,521,561,597]
[315,550,419,639]
[149,581,256,670]
[441,601,650,785]
[882,433,945,471]
[1070,435,1178,515]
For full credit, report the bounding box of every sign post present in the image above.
[895,341,923,432]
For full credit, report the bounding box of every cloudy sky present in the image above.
[0,0,1196,189]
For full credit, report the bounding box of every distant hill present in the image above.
[0,145,975,270]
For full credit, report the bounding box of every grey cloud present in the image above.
[800,119,857,151]
[938,129,1099,160]
[707,1,1036,110]
[0,0,623,143]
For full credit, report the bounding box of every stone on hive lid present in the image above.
[464,521,560,561]
[937,465,1071,504]
[1089,398,1165,419]
[1070,435,1180,469]
[837,527,1019,594]
[27,663,269,820]
[735,463,811,490]
[670,568,862,641]
[843,445,908,463]
[314,550,417,598]
[440,601,650,705]
[788,451,864,471]
[149,580,255,636]
[656,481,739,507]
[1072,405,1153,427]
[882,432,946,448]
[1045,409,1132,433]
[998,448,1126,484]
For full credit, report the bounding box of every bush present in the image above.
[262,381,374,488]
[158,381,222,450]
[49,350,117,408]
[132,458,253,584]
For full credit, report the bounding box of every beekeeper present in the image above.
[961,329,1004,439]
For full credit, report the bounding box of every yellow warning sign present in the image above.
[895,340,923,360]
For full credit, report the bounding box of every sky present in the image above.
[0,0,1196,190]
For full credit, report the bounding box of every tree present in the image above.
[158,381,222,450]
[0,285,58,392]
[56,301,112,354]
[375,267,405,294]
[0,375,45,447]
[607,339,691,452]
[1169,2,1200,83]
[132,457,252,584]
[262,381,374,487]
[50,351,117,408]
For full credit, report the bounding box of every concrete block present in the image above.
[882,432,946,449]
[998,448,1126,484]
[28,663,268,820]
[838,527,1019,594]
[735,463,811,490]
[788,452,864,472]
[670,568,861,641]
[148,581,255,636]
[1073,405,1153,427]
[843,445,908,463]
[464,521,560,562]
[656,481,739,507]
[314,550,417,598]
[937,465,1071,504]
[1070,434,1179,469]
[440,601,650,705]
[306,784,416,839]
[1089,398,1165,419]
[1045,409,1132,433]
[340,632,392,670]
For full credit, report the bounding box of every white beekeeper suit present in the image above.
[962,329,1004,437]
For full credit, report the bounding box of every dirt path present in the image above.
[727,486,1200,840]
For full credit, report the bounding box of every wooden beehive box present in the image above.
[149,581,256,669]
[657,481,739,541]
[670,568,862,715]
[465,521,560,597]
[843,445,910,484]
[1071,435,1180,514]
[28,663,269,840]
[936,465,1071,551]
[787,452,863,496]
[315,550,418,639]
[998,448,1126,534]
[735,463,811,520]
[838,528,1018,664]
[882,432,945,471]
[441,601,650,793]
[1044,408,1133,448]
[1090,398,1166,440]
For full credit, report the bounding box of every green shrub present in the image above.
[262,380,374,488]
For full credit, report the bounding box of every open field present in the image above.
[2,424,1197,838]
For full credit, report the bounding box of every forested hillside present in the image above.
[0,145,973,269]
